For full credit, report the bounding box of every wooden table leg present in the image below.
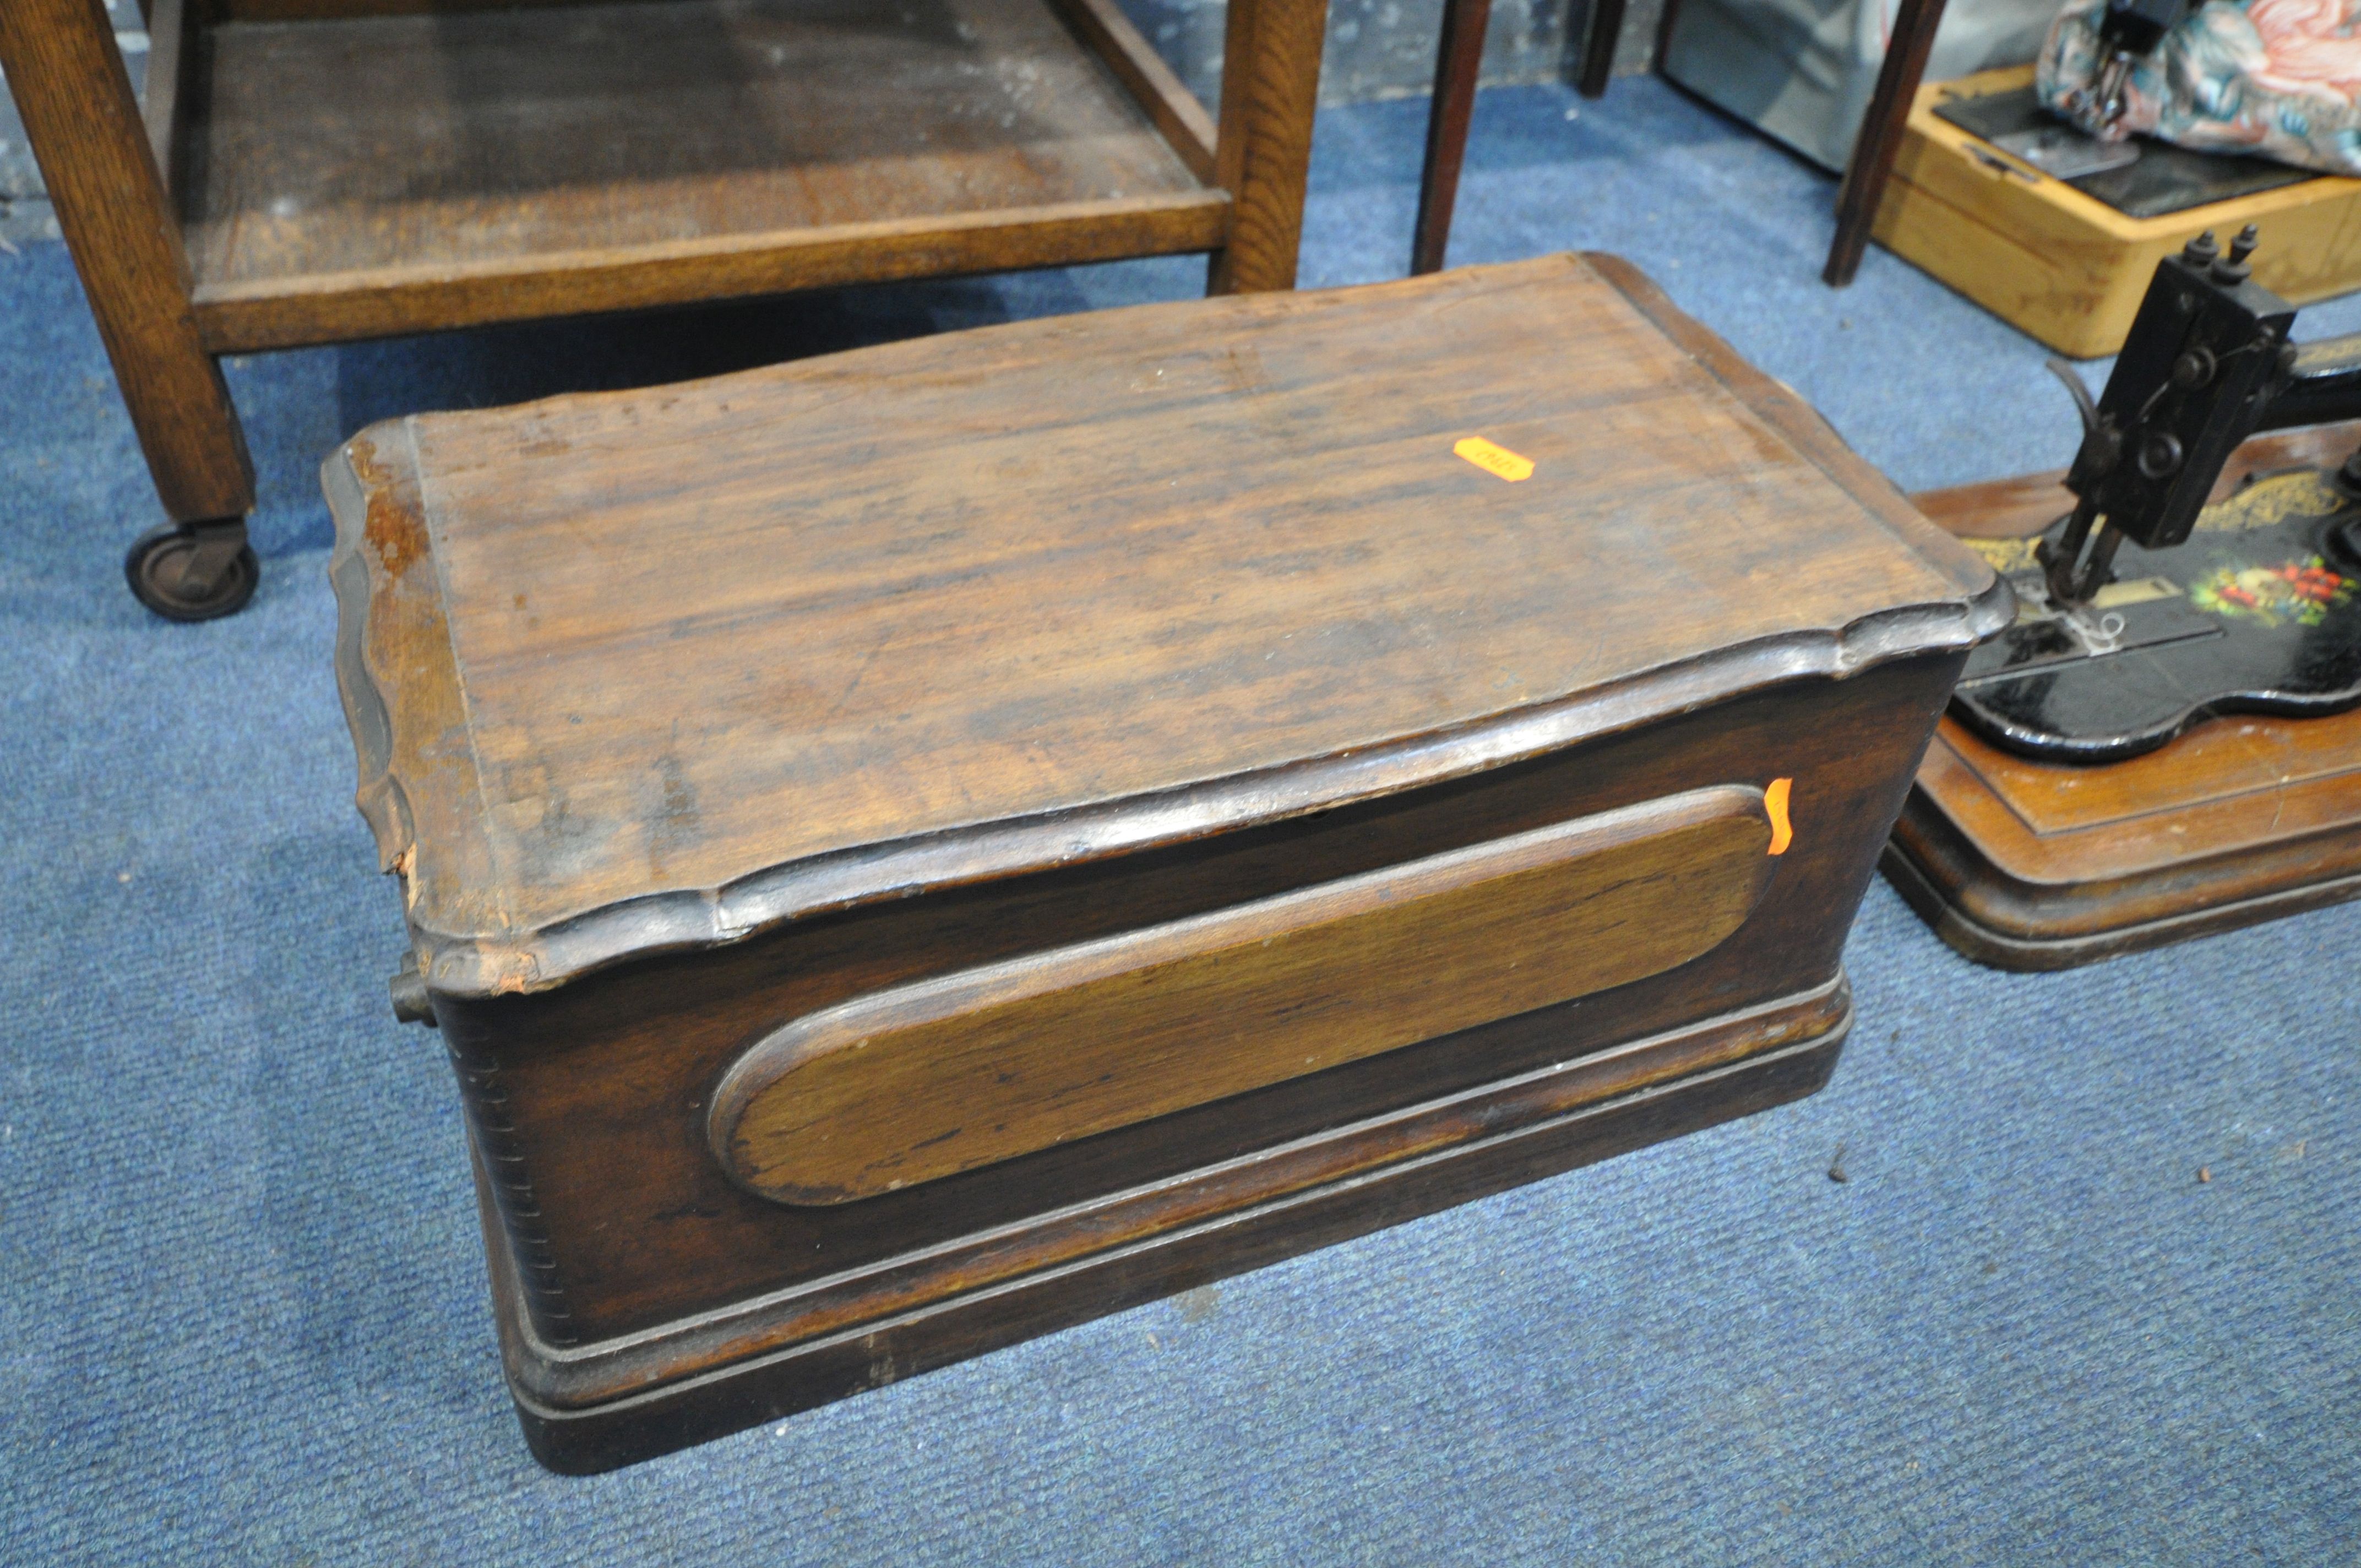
[0,0,253,527]
[1410,0,1494,275]
[1824,0,1947,286]
[1576,0,1627,99]
[1207,0,1331,293]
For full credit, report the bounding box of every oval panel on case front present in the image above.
[710,783,1780,1205]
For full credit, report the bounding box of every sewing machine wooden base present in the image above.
[1893,424,2361,968]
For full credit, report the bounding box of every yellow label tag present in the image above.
[1764,777,1794,856]
[1454,436,1535,483]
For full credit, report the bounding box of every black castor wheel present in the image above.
[124,521,258,622]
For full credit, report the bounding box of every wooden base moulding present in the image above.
[1885,714,2361,968]
[486,983,1851,1473]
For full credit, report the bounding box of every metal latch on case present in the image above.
[389,950,438,1027]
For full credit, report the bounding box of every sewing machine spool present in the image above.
[1891,423,2361,968]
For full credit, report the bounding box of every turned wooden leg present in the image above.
[1206,0,1331,294]
[1824,0,1947,286]
[1411,0,1493,276]
[1575,0,1626,99]
[0,0,254,532]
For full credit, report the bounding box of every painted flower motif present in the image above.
[2188,556,2355,626]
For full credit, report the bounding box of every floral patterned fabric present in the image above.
[2037,0,2361,172]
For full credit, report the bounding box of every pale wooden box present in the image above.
[1873,67,2361,358]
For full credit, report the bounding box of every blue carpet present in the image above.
[3,77,2357,1564]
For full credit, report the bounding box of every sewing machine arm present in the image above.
[2043,228,2361,606]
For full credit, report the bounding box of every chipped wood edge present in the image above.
[378,618,1999,1000]
[326,427,424,883]
[327,421,515,978]
[330,257,2014,1000]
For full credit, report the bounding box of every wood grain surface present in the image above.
[320,253,1985,1460]
[194,195,1230,352]
[429,650,1959,1349]
[327,253,2000,998]
[175,0,1217,347]
[1206,0,1327,292]
[715,785,1776,1203]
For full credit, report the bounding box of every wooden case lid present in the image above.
[327,253,2008,997]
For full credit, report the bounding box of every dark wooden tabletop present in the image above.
[328,253,2002,995]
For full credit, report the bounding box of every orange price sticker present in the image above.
[1453,435,1535,483]
[1764,777,1794,856]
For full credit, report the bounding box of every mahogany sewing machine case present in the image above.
[325,253,2008,1471]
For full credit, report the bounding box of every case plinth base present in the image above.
[1887,714,2361,970]
[480,985,1849,1475]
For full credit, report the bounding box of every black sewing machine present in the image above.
[1947,227,2361,763]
